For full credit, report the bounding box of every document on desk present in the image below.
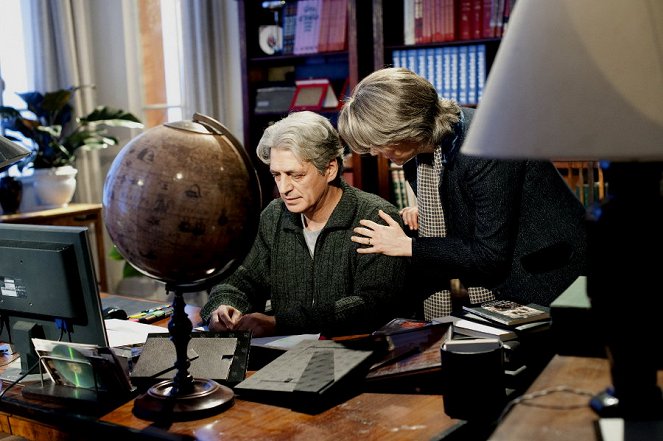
[104,319,168,347]
[251,333,320,350]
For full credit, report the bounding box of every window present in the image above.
[137,0,184,128]
[0,1,30,114]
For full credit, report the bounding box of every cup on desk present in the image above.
[440,338,506,421]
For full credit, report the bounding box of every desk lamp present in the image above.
[0,135,30,172]
[461,0,663,419]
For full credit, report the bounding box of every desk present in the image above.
[0,303,465,441]
[0,203,108,292]
[489,355,663,441]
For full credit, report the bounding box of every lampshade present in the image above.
[0,135,30,171]
[462,0,663,161]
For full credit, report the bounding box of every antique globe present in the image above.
[103,114,261,285]
[102,113,262,420]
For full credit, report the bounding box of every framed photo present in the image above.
[290,83,329,111]
[290,79,340,111]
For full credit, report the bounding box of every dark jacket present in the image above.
[403,107,587,306]
[200,180,410,336]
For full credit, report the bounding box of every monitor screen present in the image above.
[0,224,108,376]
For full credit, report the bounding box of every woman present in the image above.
[338,67,586,319]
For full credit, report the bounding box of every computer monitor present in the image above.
[0,224,108,376]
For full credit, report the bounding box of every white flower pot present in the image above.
[30,166,78,209]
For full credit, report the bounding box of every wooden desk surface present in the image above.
[490,355,663,441]
[1,300,463,441]
[101,391,456,441]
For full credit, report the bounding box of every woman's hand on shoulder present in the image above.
[351,209,413,256]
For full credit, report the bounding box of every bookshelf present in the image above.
[369,0,507,203]
[237,0,375,203]
[237,0,513,205]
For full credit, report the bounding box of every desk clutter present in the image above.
[1,302,554,428]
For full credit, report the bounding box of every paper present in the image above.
[104,318,168,347]
[251,334,320,350]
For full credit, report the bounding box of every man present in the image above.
[201,111,410,337]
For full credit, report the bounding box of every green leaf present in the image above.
[79,107,144,129]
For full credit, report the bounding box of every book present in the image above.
[293,0,322,55]
[463,300,551,327]
[433,314,518,341]
[281,1,298,55]
[367,318,451,384]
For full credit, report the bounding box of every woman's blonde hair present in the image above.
[338,67,460,154]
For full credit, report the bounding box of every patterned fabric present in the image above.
[417,148,494,319]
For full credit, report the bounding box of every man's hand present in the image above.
[208,305,242,332]
[399,206,419,231]
[236,313,276,337]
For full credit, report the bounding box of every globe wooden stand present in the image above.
[133,281,234,421]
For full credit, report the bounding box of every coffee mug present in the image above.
[440,338,506,421]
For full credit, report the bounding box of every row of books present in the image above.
[390,167,416,211]
[403,0,516,45]
[280,0,348,56]
[392,44,487,106]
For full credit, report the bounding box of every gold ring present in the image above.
[368,238,371,246]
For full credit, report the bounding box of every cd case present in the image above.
[26,338,134,404]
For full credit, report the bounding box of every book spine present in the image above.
[467,44,477,104]
[318,0,331,52]
[442,46,452,99]
[392,49,402,68]
[476,44,486,102]
[471,0,482,39]
[434,47,444,96]
[282,2,298,55]
[457,45,468,104]
[449,45,459,101]
[416,48,427,78]
[404,0,416,45]
[457,0,472,40]
[481,0,493,38]
[414,0,424,44]
[407,48,417,73]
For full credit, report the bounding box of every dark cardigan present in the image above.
[403,107,587,306]
[200,181,411,336]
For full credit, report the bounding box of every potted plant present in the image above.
[0,87,143,210]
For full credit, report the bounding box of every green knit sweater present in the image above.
[200,181,410,336]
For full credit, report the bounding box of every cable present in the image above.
[498,384,595,422]
[0,358,41,399]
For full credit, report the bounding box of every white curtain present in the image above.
[26,0,102,204]
[180,0,231,130]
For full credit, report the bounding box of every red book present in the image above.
[457,0,472,40]
[471,0,482,39]
[481,0,494,38]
